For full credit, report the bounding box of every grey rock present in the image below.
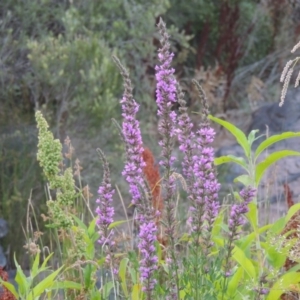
[0,218,8,238]
[0,246,6,267]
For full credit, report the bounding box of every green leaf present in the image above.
[246,202,258,231]
[41,252,54,270]
[101,281,114,299]
[0,280,19,298]
[212,209,225,237]
[14,254,29,296]
[131,283,141,300]
[239,224,272,250]
[27,265,64,300]
[247,130,259,147]
[209,115,250,158]
[269,217,286,234]
[108,219,129,230]
[119,258,129,297]
[255,132,300,159]
[286,203,300,224]
[227,266,244,297]
[234,174,251,186]
[255,150,300,186]
[83,263,95,289]
[88,217,97,237]
[31,252,40,279]
[267,272,300,299]
[214,155,248,171]
[72,215,88,231]
[232,245,256,279]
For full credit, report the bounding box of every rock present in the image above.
[0,246,6,267]
[0,218,8,238]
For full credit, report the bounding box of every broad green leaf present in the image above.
[0,280,19,298]
[267,272,300,299]
[129,266,138,285]
[83,264,95,289]
[286,203,300,224]
[14,254,29,296]
[119,258,129,297]
[41,252,54,270]
[108,219,129,230]
[101,281,114,299]
[269,217,286,234]
[209,115,250,158]
[239,224,272,250]
[247,130,259,147]
[131,283,141,300]
[255,132,300,159]
[232,245,256,279]
[72,215,88,231]
[28,265,64,300]
[262,242,286,269]
[212,209,225,237]
[214,155,248,171]
[246,202,258,231]
[234,174,251,186]
[31,252,40,278]
[227,266,244,297]
[88,217,97,237]
[255,150,300,186]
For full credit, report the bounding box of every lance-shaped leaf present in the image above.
[209,115,250,158]
[255,132,300,159]
[214,155,248,171]
[255,150,300,186]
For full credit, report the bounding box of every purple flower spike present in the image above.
[112,55,146,208]
[138,220,158,296]
[228,186,256,238]
[178,81,220,245]
[155,18,178,169]
[95,148,115,249]
[112,55,158,297]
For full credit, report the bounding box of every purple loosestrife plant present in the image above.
[177,82,220,299]
[190,80,220,250]
[95,148,115,251]
[155,18,180,298]
[112,55,158,298]
[222,186,256,297]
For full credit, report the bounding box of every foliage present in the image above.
[2,3,300,300]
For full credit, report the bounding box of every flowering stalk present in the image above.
[222,186,256,298]
[155,18,180,298]
[192,80,220,249]
[95,148,115,250]
[112,55,158,298]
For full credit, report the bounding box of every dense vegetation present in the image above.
[1,1,300,299]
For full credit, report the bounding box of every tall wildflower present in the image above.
[112,56,158,298]
[222,186,256,291]
[155,17,180,299]
[155,17,178,243]
[95,148,115,250]
[180,80,220,249]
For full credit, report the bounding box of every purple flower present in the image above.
[112,56,146,207]
[228,186,256,238]
[95,148,115,249]
[138,220,158,295]
[112,55,158,297]
[155,18,178,170]
[177,82,220,243]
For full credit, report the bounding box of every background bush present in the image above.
[1,0,300,268]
